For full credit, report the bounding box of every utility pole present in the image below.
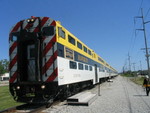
[128,53,131,72]
[132,63,136,72]
[141,8,150,78]
[132,63,136,79]
[140,60,143,75]
[122,66,125,74]
[140,60,142,71]
[135,8,150,78]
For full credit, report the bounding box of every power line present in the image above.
[140,60,142,71]
[137,0,144,16]
[132,63,136,71]
[134,0,144,38]
[128,24,136,53]
[128,0,144,54]
[145,8,150,19]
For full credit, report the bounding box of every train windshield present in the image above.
[11,35,17,41]
[10,33,19,42]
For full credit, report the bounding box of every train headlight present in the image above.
[27,18,35,23]
[31,18,34,22]
[41,85,45,89]
[16,86,20,90]
[27,19,30,23]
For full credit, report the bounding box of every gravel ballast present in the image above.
[43,76,150,113]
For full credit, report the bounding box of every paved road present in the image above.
[43,76,150,113]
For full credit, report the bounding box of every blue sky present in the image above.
[0,0,150,72]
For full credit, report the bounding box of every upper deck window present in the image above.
[98,57,104,63]
[58,27,65,39]
[83,46,87,53]
[88,50,91,55]
[68,35,75,45]
[77,41,82,50]
[61,30,65,38]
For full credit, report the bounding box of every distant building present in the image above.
[0,73,9,81]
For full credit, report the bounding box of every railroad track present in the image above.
[121,77,133,113]
[0,100,62,113]
[0,104,45,113]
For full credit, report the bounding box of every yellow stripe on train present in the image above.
[55,21,117,73]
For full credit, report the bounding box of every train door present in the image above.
[94,64,98,83]
[27,44,36,81]
[18,34,41,82]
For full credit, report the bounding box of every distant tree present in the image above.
[0,59,9,75]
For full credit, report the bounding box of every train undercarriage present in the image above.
[9,76,114,104]
[9,80,95,104]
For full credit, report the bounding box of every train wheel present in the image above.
[46,102,52,108]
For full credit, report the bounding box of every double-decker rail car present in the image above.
[9,16,117,103]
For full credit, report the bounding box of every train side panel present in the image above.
[57,56,95,85]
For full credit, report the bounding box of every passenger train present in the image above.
[9,16,117,103]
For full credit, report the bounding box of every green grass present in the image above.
[0,86,23,111]
[121,73,134,77]
[130,77,144,85]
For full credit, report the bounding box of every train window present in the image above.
[42,26,54,36]
[98,57,104,63]
[70,61,77,69]
[68,35,75,45]
[58,27,65,38]
[106,63,109,67]
[83,46,87,53]
[61,30,65,38]
[30,48,35,58]
[65,47,74,60]
[11,35,17,42]
[77,41,82,50]
[78,63,83,70]
[58,49,64,57]
[85,65,88,70]
[99,65,102,72]
[106,68,109,72]
[89,66,92,71]
[88,50,91,55]
[100,65,105,72]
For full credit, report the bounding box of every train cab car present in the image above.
[9,16,117,103]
